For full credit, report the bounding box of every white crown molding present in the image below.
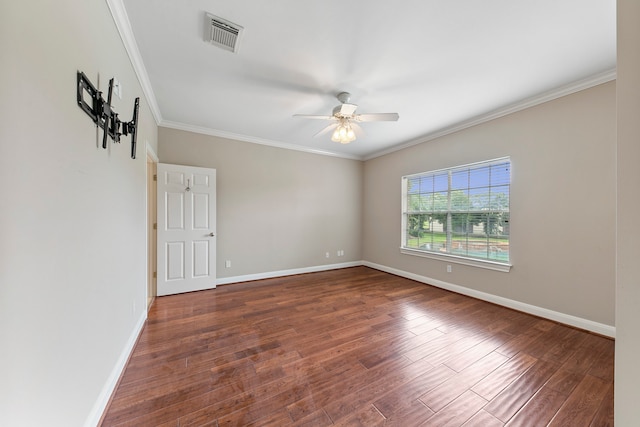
[362,261,615,338]
[160,121,364,161]
[364,68,617,161]
[105,0,163,125]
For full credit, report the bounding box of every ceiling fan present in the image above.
[293,92,399,144]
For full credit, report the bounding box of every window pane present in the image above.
[490,186,509,211]
[501,212,510,236]
[419,176,433,193]
[407,177,421,194]
[451,170,469,190]
[451,233,468,256]
[488,212,509,237]
[469,166,490,188]
[417,227,435,250]
[488,238,509,261]
[407,194,422,211]
[450,213,470,234]
[486,212,510,237]
[433,191,448,211]
[406,214,430,243]
[434,173,448,192]
[432,217,445,234]
[451,190,469,211]
[468,212,487,236]
[468,239,489,259]
[422,193,435,211]
[491,163,511,186]
[469,187,490,211]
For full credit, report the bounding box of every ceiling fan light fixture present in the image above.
[294,91,398,145]
[330,128,341,142]
[346,127,355,140]
[331,119,357,144]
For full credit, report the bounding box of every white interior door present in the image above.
[157,163,216,296]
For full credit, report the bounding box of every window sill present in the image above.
[400,247,512,272]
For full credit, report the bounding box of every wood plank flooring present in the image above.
[100,266,614,426]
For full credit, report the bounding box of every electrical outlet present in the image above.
[325,252,330,258]
[225,260,231,268]
[447,265,452,273]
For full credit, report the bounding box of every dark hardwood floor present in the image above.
[101,266,614,426]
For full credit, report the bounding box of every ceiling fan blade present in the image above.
[314,123,338,137]
[293,114,335,120]
[354,113,399,122]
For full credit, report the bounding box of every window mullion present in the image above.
[446,170,452,253]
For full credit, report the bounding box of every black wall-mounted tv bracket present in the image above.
[76,71,140,159]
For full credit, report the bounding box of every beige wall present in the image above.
[0,0,157,425]
[159,82,616,330]
[363,82,616,327]
[159,127,363,279]
[616,0,640,422]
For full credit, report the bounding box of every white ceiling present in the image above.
[117,0,616,160]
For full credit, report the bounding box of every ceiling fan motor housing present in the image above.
[337,92,352,103]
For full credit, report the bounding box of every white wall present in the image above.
[0,1,157,425]
[158,127,363,280]
[615,0,640,422]
[363,82,616,330]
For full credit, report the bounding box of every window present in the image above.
[401,158,511,271]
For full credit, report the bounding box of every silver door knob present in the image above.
[209,232,215,237]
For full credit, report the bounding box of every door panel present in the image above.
[166,193,185,229]
[193,240,210,277]
[166,242,185,280]
[193,193,209,229]
[157,163,216,296]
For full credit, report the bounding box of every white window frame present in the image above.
[401,157,512,272]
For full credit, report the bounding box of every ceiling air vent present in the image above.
[204,13,243,53]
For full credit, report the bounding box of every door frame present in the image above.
[146,142,159,310]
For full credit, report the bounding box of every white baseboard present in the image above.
[218,260,615,337]
[84,310,147,427]
[85,260,614,426]
[216,261,362,286]
[363,261,616,338]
